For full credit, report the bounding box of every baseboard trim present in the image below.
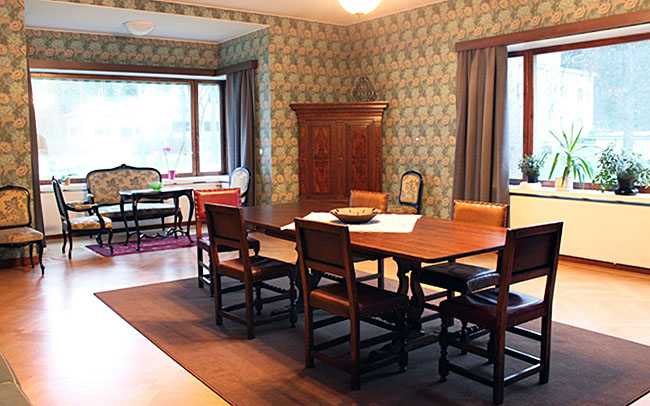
[560,255,650,276]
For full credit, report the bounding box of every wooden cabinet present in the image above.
[291,102,388,201]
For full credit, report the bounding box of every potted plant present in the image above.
[59,174,75,186]
[593,143,650,195]
[518,153,547,184]
[548,124,593,191]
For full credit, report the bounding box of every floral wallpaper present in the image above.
[1,0,32,260]
[2,0,647,236]
[27,30,220,67]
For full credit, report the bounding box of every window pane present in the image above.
[198,83,223,173]
[32,77,192,180]
[533,40,650,181]
[506,56,524,179]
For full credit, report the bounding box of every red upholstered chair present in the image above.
[438,222,563,405]
[195,188,260,295]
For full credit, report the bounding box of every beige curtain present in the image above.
[453,46,508,204]
[225,68,256,206]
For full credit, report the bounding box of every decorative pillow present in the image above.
[0,188,30,228]
[195,188,241,221]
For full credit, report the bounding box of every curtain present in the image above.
[452,46,508,205]
[27,62,45,239]
[225,68,256,206]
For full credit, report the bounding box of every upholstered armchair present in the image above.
[229,167,251,206]
[52,178,113,259]
[0,186,45,274]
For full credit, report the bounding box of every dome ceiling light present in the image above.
[123,20,156,36]
[338,0,382,16]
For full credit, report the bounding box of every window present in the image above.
[32,74,225,182]
[507,33,650,184]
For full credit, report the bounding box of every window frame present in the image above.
[508,31,650,190]
[32,72,226,184]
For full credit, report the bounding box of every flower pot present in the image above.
[615,177,638,195]
[525,174,539,183]
[555,176,574,191]
[167,170,176,180]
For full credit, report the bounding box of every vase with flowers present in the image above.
[162,140,185,180]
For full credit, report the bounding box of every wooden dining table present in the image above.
[242,200,507,335]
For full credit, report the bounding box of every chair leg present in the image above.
[398,309,408,373]
[37,240,45,275]
[288,272,297,327]
[214,274,223,326]
[254,285,263,315]
[245,282,255,339]
[492,329,506,406]
[107,230,114,255]
[197,245,204,288]
[29,244,34,268]
[305,306,314,368]
[350,317,361,390]
[161,217,165,231]
[540,314,552,384]
[377,258,385,289]
[438,317,450,382]
[67,232,73,259]
[61,229,67,253]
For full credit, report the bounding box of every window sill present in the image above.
[509,185,650,206]
[40,175,229,193]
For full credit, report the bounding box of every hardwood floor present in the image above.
[0,233,648,405]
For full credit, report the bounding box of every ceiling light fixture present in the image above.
[123,20,156,36]
[338,0,381,16]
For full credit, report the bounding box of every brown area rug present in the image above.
[95,278,650,405]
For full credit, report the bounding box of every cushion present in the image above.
[0,227,43,244]
[195,188,241,221]
[67,216,112,230]
[98,203,176,219]
[310,282,409,319]
[0,189,30,228]
[453,200,508,227]
[387,204,418,214]
[420,262,499,294]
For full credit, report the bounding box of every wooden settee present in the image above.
[85,164,176,228]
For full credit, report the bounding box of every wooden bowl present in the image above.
[330,207,379,224]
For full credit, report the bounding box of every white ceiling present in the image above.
[25,0,266,43]
[25,0,446,43]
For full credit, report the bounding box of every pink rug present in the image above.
[86,235,196,257]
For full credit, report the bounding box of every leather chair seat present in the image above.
[310,282,409,318]
[439,288,545,329]
[420,262,499,294]
[198,236,261,254]
[219,256,295,283]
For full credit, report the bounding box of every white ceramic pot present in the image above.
[555,176,574,191]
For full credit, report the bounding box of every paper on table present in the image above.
[281,212,421,233]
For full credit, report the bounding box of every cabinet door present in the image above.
[344,120,382,193]
[299,121,344,199]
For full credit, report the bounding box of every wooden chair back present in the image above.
[349,190,388,212]
[204,203,252,270]
[495,222,563,322]
[195,188,241,238]
[51,178,71,223]
[453,199,508,227]
[295,218,358,313]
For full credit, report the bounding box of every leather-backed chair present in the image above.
[229,167,251,206]
[295,218,408,390]
[420,200,509,321]
[52,178,113,259]
[195,188,260,295]
[349,190,389,288]
[438,222,563,405]
[387,171,423,214]
[205,203,296,339]
[0,186,45,274]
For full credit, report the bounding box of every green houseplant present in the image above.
[518,153,547,183]
[593,143,650,195]
[548,124,593,190]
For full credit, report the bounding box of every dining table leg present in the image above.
[394,258,425,330]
